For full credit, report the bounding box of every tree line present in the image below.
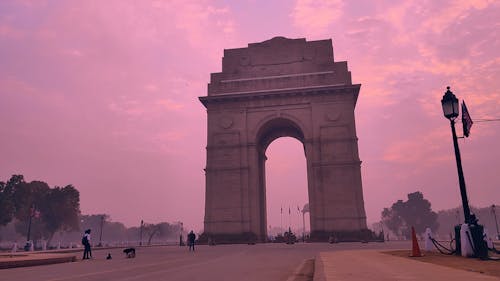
[0,175,183,248]
[0,175,80,247]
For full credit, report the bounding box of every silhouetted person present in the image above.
[187,231,196,251]
[82,229,92,259]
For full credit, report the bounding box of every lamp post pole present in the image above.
[98,215,104,247]
[442,86,490,258]
[492,205,499,240]
[179,222,183,246]
[139,220,143,246]
[302,211,305,242]
[442,86,472,225]
[449,118,472,224]
[25,204,35,251]
[26,210,33,242]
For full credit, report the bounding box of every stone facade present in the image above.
[199,37,368,243]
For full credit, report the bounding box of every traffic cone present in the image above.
[410,226,422,257]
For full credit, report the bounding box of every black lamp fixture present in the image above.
[441,86,459,120]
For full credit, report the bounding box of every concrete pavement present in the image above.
[314,250,499,281]
[1,242,499,280]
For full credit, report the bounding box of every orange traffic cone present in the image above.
[410,226,422,257]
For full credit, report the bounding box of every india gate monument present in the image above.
[199,37,369,243]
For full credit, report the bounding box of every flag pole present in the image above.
[280,206,283,235]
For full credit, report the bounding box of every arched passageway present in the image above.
[265,137,309,239]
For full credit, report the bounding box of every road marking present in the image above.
[45,256,194,281]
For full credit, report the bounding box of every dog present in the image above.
[123,247,136,258]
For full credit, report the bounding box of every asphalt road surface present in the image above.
[1,241,411,281]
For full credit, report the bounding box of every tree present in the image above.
[12,180,51,242]
[141,222,178,245]
[0,182,13,226]
[143,223,160,245]
[381,191,439,238]
[0,175,24,227]
[7,176,81,246]
[40,185,80,245]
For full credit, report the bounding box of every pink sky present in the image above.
[1,0,499,232]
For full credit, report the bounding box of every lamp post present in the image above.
[25,204,36,251]
[441,87,472,224]
[139,220,144,246]
[26,205,34,243]
[492,204,499,240]
[98,215,104,247]
[179,222,184,246]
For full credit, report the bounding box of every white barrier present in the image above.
[460,223,474,257]
[424,227,433,251]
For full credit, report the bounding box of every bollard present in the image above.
[460,224,474,257]
[424,228,433,251]
[42,240,47,251]
[12,242,17,253]
[29,241,34,252]
[57,241,61,250]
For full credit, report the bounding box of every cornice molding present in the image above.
[199,84,361,107]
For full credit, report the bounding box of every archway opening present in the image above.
[265,137,309,240]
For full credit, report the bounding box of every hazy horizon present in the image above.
[1,1,499,232]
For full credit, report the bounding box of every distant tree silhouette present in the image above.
[41,185,80,245]
[0,180,15,226]
[0,174,81,247]
[381,191,438,238]
[143,222,178,245]
[0,175,25,227]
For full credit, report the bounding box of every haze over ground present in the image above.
[1,1,499,232]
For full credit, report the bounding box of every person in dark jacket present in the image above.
[187,231,196,251]
[82,229,92,259]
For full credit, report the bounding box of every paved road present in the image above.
[1,241,412,281]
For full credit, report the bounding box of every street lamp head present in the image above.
[441,86,459,120]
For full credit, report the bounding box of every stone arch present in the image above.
[255,117,305,150]
[199,37,369,243]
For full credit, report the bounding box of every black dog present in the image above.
[123,247,136,258]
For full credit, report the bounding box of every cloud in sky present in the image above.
[1,0,499,231]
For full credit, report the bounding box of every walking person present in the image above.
[187,230,196,252]
[82,229,92,259]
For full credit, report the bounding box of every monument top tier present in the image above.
[208,37,353,96]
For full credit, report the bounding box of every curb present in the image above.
[286,258,315,281]
[312,254,325,281]
[0,254,76,270]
